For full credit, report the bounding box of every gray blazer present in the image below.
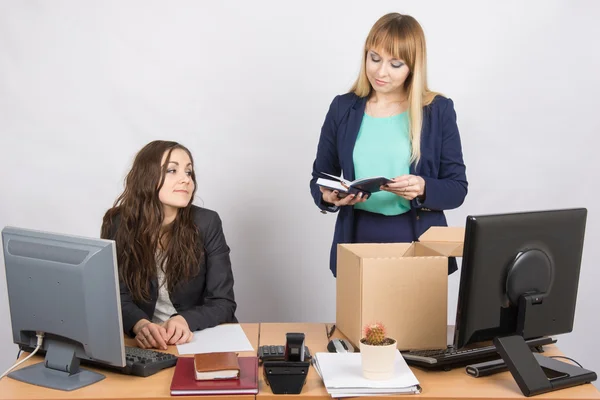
[108,205,237,336]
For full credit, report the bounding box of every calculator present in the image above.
[258,345,312,363]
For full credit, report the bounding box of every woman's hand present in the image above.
[133,319,168,350]
[162,315,194,345]
[320,187,368,207]
[381,175,426,201]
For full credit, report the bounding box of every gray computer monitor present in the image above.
[2,226,125,391]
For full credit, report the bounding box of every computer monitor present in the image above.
[2,226,125,391]
[453,208,596,396]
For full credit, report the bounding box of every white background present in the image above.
[1,0,598,388]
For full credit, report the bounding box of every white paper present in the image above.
[330,390,419,397]
[176,324,254,355]
[321,172,350,184]
[314,351,420,393]
[316,178,348,192]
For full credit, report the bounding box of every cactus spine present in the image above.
[363,323,386,345]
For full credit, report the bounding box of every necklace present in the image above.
[366,98,408,118]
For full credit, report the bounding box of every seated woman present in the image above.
[101,140,237,350]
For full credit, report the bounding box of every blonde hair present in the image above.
[351,13,440,165]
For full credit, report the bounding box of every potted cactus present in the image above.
[359,323,397,380]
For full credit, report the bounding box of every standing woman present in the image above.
[310,13,468,277]
[102,140,236,349]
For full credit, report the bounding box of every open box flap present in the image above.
[418,227,465,257]
[338,242,414,258]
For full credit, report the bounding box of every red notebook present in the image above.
[170,356,258,396]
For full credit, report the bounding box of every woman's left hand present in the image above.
[381,174,426,201]
[162,315,194,345]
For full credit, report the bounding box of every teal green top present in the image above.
[353,112,411,216]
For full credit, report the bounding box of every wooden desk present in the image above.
[2,323,598,400]
[0,323,259,400]
[258,323,600,400]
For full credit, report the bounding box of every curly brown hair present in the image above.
[101,141,203,303]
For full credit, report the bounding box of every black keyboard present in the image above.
[120,346,178,377]
[19,344,178,377]
[402,337,556,370]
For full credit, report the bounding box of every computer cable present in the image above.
[0,332,45,380]
[548,356,583,368]
[327,324,336,339]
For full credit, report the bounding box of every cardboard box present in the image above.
[336,227,464,351]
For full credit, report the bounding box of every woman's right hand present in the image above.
[320,187,368,207]
[133,319,169,350]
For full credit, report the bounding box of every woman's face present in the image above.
[365,49,411,95]
[158,148,195,212]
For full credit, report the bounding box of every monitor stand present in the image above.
[8,341,105,391]
[494,335,597,397]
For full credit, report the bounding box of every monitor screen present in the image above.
[2,226,125,390]
[453,208,587,349]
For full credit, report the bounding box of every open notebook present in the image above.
[313,351,420,398]
[316,172,392,195]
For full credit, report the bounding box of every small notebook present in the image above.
[194,352,240,380]
[316,172,392,195]
[170,356,258,396]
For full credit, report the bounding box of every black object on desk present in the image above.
[120,346,178,377]
[327,338,354,353]
[466,358,508,377]
[259,345,312,363]
[494,335,597,397]
[17,344,178,377]
[262,333,310,394]
[263,361,310,395]
[403,336,555,370]
[327,324,336,339]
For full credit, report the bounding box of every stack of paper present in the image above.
[313,351,420,398]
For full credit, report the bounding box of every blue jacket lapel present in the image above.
[343,97,367,181]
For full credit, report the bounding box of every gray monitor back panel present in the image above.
[2,227,125,367]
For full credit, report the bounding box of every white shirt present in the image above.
[152,252,178,324]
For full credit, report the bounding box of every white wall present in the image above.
[1,0,598,387]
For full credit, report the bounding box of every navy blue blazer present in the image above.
[310,93,468,276]
[106,206,237,336]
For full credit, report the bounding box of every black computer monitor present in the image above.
[453,208,596,396]
[1,226,125,391]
